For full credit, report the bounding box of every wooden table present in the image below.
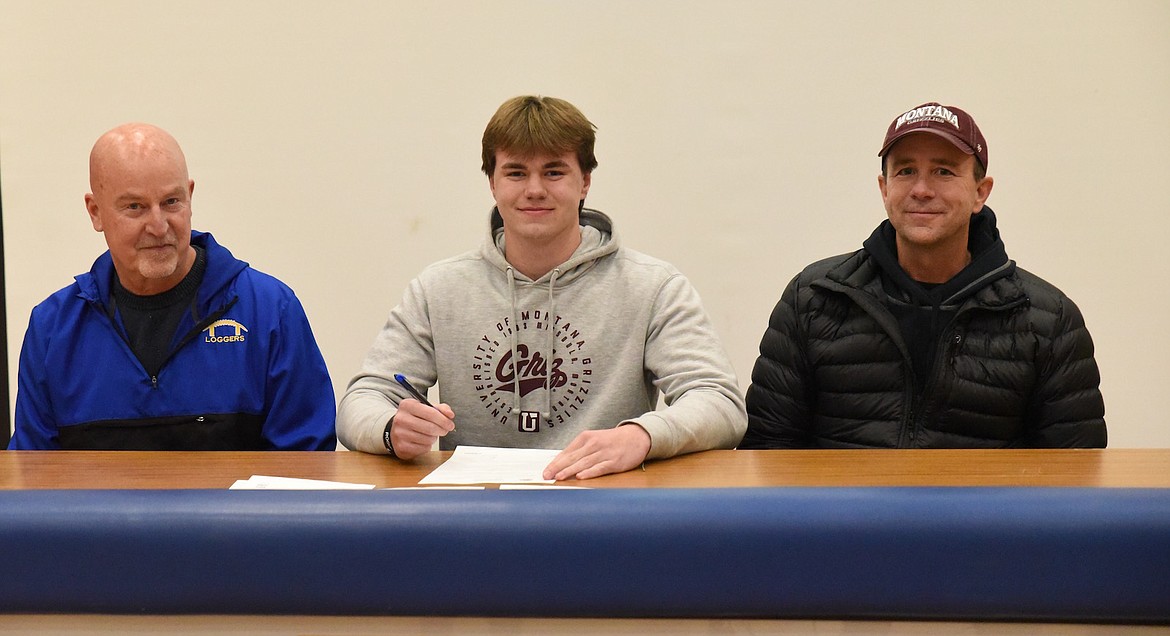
[2,448,1168,636]
[2,448,1167,489]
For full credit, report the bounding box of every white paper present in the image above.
[383,486,486,491]
[229,475,376,490]
[418,445,560,485]
[499,484,590,490]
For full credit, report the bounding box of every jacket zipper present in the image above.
[907,328,964,446]
[96,297,237,390]
[813,267,1029,448]
[906,295,1029,444]
[822,283,921,448]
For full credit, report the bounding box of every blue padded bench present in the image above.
[1,487,1167,621]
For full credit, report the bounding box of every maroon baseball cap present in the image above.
[878,102,988,170]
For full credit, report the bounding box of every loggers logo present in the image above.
[204,319,248,344]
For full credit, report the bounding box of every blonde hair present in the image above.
[481,96,597,176]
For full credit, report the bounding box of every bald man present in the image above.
[9,123,336,450]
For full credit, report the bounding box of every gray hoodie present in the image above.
[337,208,746,459]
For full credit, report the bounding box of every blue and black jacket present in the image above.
[9,231,337,450]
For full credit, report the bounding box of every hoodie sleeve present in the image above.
[337,277,437,454]
[626,273,747,459]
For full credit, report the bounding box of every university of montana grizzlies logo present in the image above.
[472,309,593,432]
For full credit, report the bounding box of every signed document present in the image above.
[418,445,560,485]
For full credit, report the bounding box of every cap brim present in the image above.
[879,128,975,157]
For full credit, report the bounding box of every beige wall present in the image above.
[2,1,1167,447]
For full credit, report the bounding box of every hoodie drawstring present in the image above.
[506,267,522,423]
[543,268,561,425]
[504,265,561,429]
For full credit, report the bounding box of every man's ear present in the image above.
[974,176,994,212]
[85,193,102,232]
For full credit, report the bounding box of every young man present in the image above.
[9,123,336,450]
[742,102,1106,449]
[338,95,745,479]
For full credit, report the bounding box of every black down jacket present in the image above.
[741,249,1106,449]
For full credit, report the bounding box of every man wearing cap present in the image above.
[740,102,1106,449]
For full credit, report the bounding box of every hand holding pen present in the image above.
[394,374,435,407]
[385,374,456,460]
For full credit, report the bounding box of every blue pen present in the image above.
[394,374,434,408]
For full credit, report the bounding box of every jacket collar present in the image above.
[76,230,247,310]
[861,207,1012,302]
[822,215,1027,311]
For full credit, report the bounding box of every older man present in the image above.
[9,123,336,450]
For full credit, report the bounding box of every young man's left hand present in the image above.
[542,423,652,481]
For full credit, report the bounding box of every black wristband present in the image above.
[382,415,397,457]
